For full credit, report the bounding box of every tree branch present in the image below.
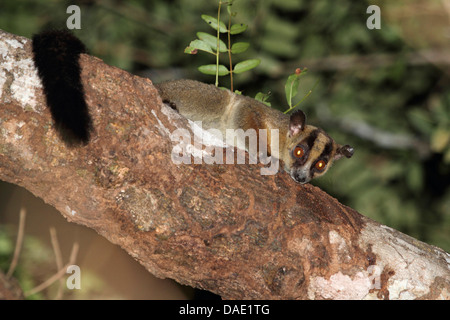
[0,29,449,300]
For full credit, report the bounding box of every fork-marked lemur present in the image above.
[31,30,353,184]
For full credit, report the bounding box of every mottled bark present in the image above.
[0,29,449,300]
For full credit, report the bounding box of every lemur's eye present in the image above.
[293,146,304,158]
[315,160,327,171]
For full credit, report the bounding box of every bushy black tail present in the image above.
[32,30,92,146]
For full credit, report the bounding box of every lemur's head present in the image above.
[283,110,354,184]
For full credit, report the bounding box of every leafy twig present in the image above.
[283,68,318,114]
[184,0,259,91]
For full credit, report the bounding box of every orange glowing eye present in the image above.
[293,146,304,158]
[315,160,327,171]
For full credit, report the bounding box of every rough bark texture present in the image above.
[0,29,449,300]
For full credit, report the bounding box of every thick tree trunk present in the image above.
[0,29,449,300]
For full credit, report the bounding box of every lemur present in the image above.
[32,30,353,184]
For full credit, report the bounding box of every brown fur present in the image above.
[156,79,353,183]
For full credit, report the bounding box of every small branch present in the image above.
[25,243,79,297]
[227,9,234,92]
[49,227,65,299]
[6,207,26,278]
[215,1,222,87]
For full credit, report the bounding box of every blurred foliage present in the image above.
[0,225,54,299]
[0,223,112,299]
[0,0,448,253]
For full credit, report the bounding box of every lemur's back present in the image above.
[156,80,233,132]
[156,79,288,135]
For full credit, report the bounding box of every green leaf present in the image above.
[230,23,248,35]
[185,39,215,55]
[184,46,197,54]
[201,15,227,33]
[283,77,318,114]
[198,64,229,76]
[196,32,227,53]
[233,59,260,74]
[255,92,271,107]
[231,42,250,54]
[284,70,308,107]
[285,74,300,107]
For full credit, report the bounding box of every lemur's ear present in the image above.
[289,110,306,137]
[334,144,354,160]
